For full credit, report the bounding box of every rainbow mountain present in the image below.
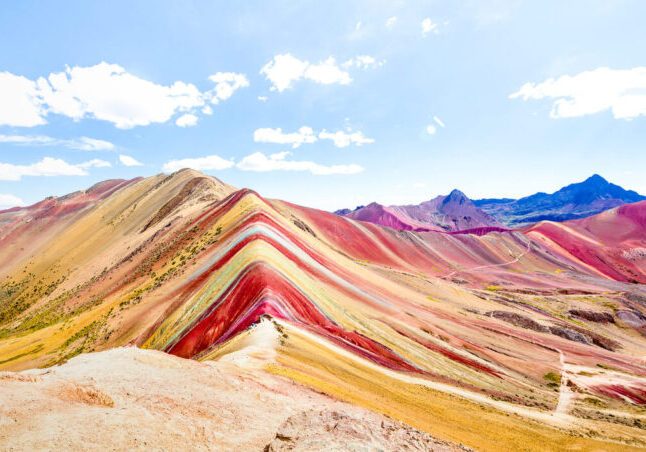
[1,169,646,450]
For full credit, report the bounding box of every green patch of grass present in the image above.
[596,363,620,371]
[543,372,561,385]
[583,397,607,408]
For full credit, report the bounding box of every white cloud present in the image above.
[0,157,108,181]
[74,137,115,151]
[304,57,352,86]
[36,62,204,129]
[253,126,374,148]
[422,18,439,36]
[119,154,143,167]
[253,126,317,148]
[260,54,309,92]
[0,63,248,128]
[510,67,646,120]
[175,113,199,127]
[433,116,445,127]
[0,72,45,127]
[0,134,51,145]
[426,125,437,135]
[318,129,374,147]
[0,134,115,151]
[202,105,213,115]
[206,72,249,104]
[162,154,234,173]
[237,152,363,175]
[78,159,111,168]
[341,55,386,70]
[269,151,291,160]
[0,194,25,208]
[258,96,268,102]
[386,16,397,29]
[260,54,351,92]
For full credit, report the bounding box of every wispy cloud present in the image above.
[341,55,386,70]
[237,152,363,175]
[0,134,114,151]
[0,194,25,208]
[78,159,111,168]
[253,127,317,148]
[253,126,374,148]
[0,157,110,181]
[421,18,439,36]
[510,67,646,120]
[162,154,234,173]
[119,155,143,167]
[261,54,351,92]
[318,130,374,147]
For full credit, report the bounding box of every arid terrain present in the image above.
[1,169,646,451]
[0,344,465,451]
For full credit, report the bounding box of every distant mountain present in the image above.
[341,189,504,232]
[474,174,646,227]
[333,205,364,216]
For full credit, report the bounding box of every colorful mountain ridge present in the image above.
[336,174,645,232]
[1,169,646,450]
[339,189,504,232]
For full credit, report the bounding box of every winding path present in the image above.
[445,236,533,279]
[555,350,575,418]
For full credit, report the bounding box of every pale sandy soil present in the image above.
[0,345,467,451]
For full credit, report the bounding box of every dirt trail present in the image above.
[445,236,533,279]
[278,318,580,428]
[555,350,575,419]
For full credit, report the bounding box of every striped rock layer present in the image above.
[1,169,646,450]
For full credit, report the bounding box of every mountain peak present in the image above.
[443,189,470,205]
[582,174,609,186]
[448,188,467,197]
[477,174,645,227]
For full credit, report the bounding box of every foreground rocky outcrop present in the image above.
[0,347,465,451]
[264,409,469,451]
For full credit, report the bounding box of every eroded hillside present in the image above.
[1,169,646,450]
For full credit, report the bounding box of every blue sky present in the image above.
[1,0,645,211]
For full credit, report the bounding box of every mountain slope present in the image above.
[526,200,646,283]
[1,170,646,450]
[475,174,646,227]
[341,189,503,232]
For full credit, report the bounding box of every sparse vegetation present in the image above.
[543,372,561,387]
